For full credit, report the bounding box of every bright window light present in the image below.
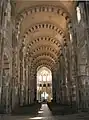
[41,70,49,75]
[76,6,81,23]
[40,108,43,111]
[70,33,72,42]
[41,92,48,99]
[38,111,44,114]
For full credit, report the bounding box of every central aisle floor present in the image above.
[1,104,89,120]
[29,103,59,120]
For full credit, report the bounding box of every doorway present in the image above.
[37,67,52,102]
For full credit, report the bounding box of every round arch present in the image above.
[31,60,55,72]
[28,36,61,49]
[32,55,55,66]
[37,65,51,72]
[16,5,71,50]
[31,52,58,62]
[20,21,67,40]
[30,45,59,56]
[16,4,71,26]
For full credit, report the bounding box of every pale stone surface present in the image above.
[0,0,89,113]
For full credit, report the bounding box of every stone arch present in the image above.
[32,61,54,71]
[37,65,52,72]
[31,52,57,62]
[30,59,55,80]
[16,5,71,27]
[28,36,61,49]
[32,55,55,66]
[32,58,55,68]
[30,45,59,56]
[21,22,67,40]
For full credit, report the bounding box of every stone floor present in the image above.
[0,104,89,120]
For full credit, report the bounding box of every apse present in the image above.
[37,67,52,102]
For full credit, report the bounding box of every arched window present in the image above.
[37,67,52,102]
[76,6,81,23]
[70,33,72,42]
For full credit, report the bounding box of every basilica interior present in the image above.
[0,0,89,116]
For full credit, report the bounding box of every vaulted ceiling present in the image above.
[14,0,76,71]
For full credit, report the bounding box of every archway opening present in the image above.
[37,67,52,102]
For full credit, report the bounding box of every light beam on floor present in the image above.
[29,117,44,119]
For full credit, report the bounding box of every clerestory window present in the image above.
[76,6,81,23]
